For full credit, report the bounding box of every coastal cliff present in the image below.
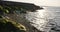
[0,1,42,32]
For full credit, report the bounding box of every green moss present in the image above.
[0,18,26,32]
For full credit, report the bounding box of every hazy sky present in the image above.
[4,0,60,7]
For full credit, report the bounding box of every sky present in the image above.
[3,0,60,7]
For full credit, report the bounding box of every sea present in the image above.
[25,7,60,32]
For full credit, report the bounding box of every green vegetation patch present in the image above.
[0,17,26,32]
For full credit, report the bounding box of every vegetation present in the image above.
[0,1,41,32]
[0,17,26,32]
[0,3,27,32]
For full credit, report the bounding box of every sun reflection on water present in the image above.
[25,9,51,31]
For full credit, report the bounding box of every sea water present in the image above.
[25,7,60,32]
